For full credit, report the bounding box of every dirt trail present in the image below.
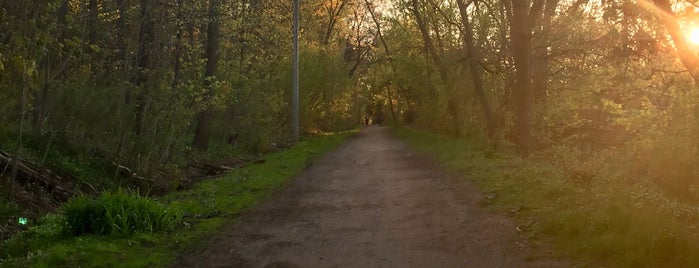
[175,127,567,267]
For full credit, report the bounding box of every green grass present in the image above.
[392,126,699,267]
[0,131,354,267]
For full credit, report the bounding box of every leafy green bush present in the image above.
[63,189,178,236]
[63,195,106,236]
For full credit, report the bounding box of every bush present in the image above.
[63,195,106,236]
[63,189,178,236]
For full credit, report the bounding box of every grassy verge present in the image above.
[392,126,699,267]
[0,131,353,267]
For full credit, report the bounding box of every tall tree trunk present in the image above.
[133,0,155,136]
[532,0,558,103]
[456,0,496,141]
[114,0,131,159]
[511,0,534,155]
[192,0,222,151]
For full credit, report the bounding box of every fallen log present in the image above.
[186,161,251,176]
[0,150,97,202]
[111,161,157,191]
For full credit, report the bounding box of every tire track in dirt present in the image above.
[175,127,568,267]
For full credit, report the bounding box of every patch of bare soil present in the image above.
[175,127,568,267]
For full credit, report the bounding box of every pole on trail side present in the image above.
[292,0,300,141]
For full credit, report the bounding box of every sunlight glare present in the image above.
[688,27,699,45]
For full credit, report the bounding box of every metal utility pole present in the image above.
[292,0,300,141]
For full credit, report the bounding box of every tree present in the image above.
[322,0,350,45]
[531,0,559,103]
[408,0,463,135]
[456,0,496,141]
[192,0,222,151]
[132,0,156,136]
[653,0,699,84]
[510,0,544,155]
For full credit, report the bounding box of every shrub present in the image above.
[63,189,177,236]
[63,195,106,236]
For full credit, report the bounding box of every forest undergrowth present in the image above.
[0,131,352,267]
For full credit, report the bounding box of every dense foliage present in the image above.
[0,0,371,190]
[366,0,699,202]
